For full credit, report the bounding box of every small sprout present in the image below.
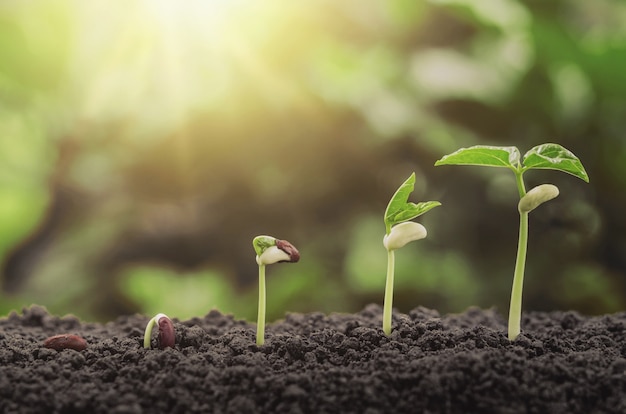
[382,173,441,336]
[143,313,175,349]
[43,334,87,352]
[253,235,300,345]
[435,143,588,340]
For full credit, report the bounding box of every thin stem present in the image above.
[514,169,527,198]
[256,264,266,346]
[383,249,395,336]
[508,170,528,341]
[509,210,528,341]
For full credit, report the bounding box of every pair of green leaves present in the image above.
[434,143,589,183]
[384,173,441,234]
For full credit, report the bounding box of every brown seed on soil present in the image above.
[43,334,88,352]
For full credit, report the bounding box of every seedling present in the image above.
[253,235,300,345]
[143,313,175,349]
[383,172,441,336]
[435,143,589,340]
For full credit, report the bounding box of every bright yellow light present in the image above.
[67,0,323,135]
[143,0,245,37]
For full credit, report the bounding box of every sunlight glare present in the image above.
[71,0,304,135]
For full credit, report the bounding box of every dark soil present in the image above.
[1,304,625,413]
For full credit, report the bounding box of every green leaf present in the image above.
[391,201,442,223]
[384,173,441,232]
[522,143,589,182]
[434,145,521,170]
[384,173,416,230]
[252,235,276,256]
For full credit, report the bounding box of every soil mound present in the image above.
[1,305,625,413]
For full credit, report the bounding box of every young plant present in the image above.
[143,313,175,349]
[435,143,589,340]
[252,235,300,346]
[383,172,441,336]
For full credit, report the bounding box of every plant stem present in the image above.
[509,170,528,341]
[257,264,266,346]
[509,211,528,340]
[514,169,526,198]
[383,249,395,336]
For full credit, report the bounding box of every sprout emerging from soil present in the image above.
[383,173,441,336]
[143,313,175,349]
[435,143,589,340]
[253,235,300,345]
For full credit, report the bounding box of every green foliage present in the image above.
[435,146,522,169]
[384,173,441,234]
[435,143,588,183]
[522,144,589,182]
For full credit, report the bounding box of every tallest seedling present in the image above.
[435,143,589,340]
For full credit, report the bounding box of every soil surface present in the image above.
[1,304,625,413]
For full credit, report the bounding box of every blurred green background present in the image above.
[1,0,624,322]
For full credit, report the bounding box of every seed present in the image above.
[43,334,87,352]
[157,316,175,349]
[275,239,300,263]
